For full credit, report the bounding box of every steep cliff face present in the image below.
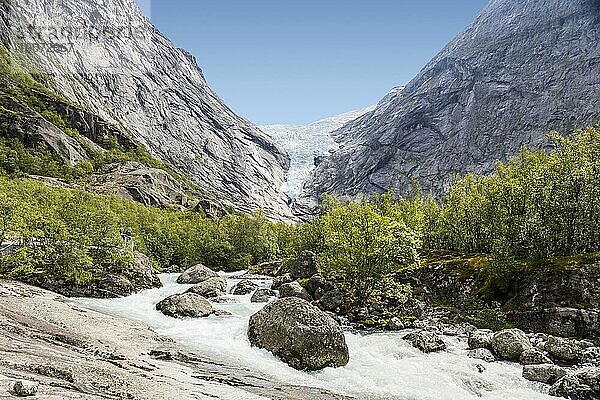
[2,0,291,219]
[297,0,600,216]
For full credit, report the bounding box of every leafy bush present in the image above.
[426,127,600,259]
[319,196,421,305]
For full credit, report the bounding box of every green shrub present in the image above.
[319,196,421,305]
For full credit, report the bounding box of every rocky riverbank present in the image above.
[0,279,349,399]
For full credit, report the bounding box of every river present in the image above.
[73,273,555,400]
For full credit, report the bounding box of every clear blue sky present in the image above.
[139,1,489,125]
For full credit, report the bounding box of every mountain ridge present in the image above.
[296,0,600,216]
[1,0,292,219]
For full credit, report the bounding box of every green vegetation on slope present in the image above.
[1,120,599,307]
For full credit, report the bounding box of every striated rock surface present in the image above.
[0,279,349,399]
[2,0,291,219]
[297,0,600,216]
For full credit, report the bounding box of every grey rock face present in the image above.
[247,297,349,371]
[177,264,219,284]
[523,364,567,385]
[403,330,446,353]
[87,162,192,210]
[155,293,213,318]
[3,0,291,219]
[185,277,227,298]
[491,329,532,361]
[278,282,312,302]
[297,0,600,216]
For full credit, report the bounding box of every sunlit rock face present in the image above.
[297,0,600,217]
[2,0,292,219]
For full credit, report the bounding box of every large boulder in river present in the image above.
[247,297,349,371]
[290,251,318,279]
[177,264,219,284]
[185,277,227,298]
[491,329,532,361]
[156,293,213,318]
[232,279,258,295]
[403,330,446,353]
[278,282,312,301]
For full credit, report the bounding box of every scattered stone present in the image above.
[549,367,600,399]
[12,380,38,397]
[316,289,344,312]
[475,364,486,374]
[163,264,186,273]
[248,297,349,371]
[403,330,446,353]
[156,293,213,318]
[212,296,239,304]
[232,279,259,295]
[468,329,493,350]
[303,274,334,296]
[290,251,319,279]
[523,364,567,385]
[582,347,600,364]
[251,288,276,303]
[271,273,293,291]
[176,264,219,284]
[212,309,233,317]
[468,348,495,363]
[545,336,583,363]
[185,277,227,298]
[520,348,553,365]
[387,317,405,331]
[491,329,532,361]
[278,282,312,302]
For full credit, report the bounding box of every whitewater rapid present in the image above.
[73,274,554,400]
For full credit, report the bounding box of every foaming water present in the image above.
[73,274,554,400]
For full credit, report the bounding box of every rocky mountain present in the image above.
[260,105,375,200]
[296,0,600,216]
[1,0,291,219]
